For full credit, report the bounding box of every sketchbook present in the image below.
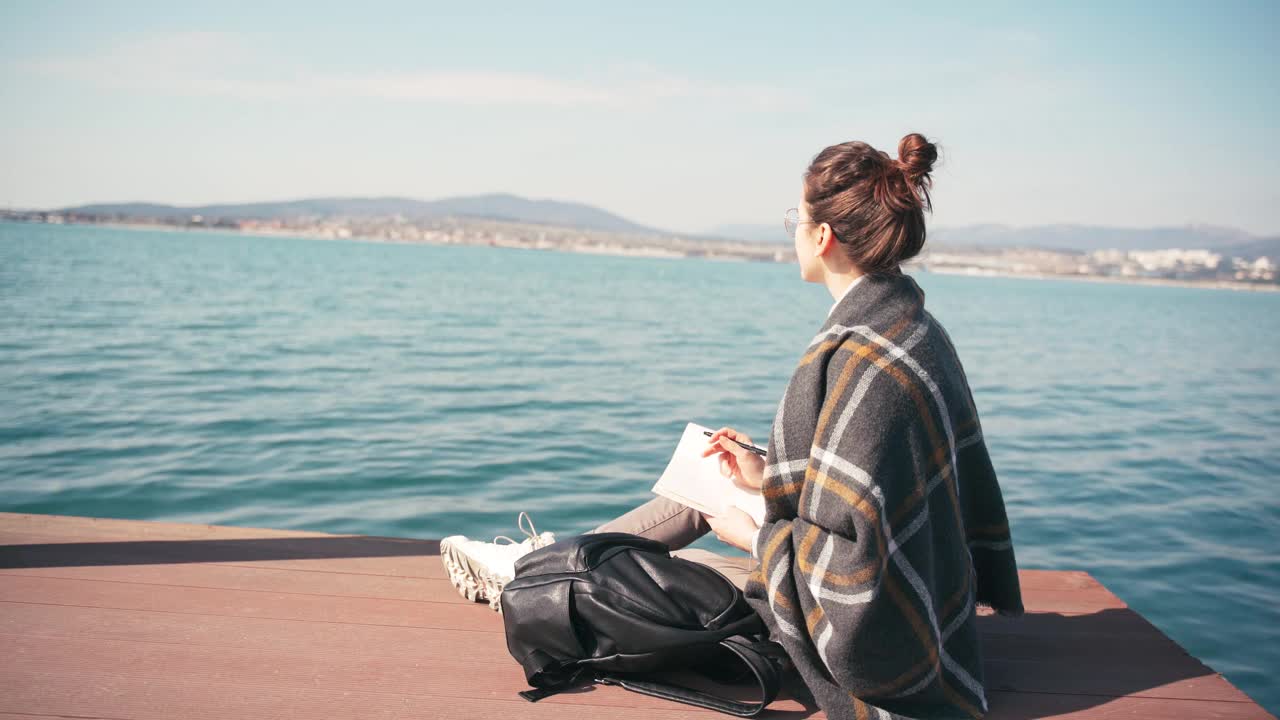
[651,421,767,527]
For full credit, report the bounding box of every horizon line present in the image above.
[3,195,1276,240]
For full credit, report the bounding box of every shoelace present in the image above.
[493,511,551,549]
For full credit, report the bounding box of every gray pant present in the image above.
[587,495,757,591]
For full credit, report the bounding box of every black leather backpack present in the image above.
[500,531,790,717]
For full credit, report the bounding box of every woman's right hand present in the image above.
[701,426,766,491]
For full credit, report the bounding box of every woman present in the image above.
[441,132,1024,720]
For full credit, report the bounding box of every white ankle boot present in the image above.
[439,511,556,612]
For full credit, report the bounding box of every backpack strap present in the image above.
[593,636,783,717]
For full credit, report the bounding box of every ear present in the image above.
[814,223,838,257]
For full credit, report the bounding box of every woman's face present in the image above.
[794,189,821,284]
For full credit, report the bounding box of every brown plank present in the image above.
[0,538,1125,620]
[985,689,1275,720]
[983,657,1255,704]
[1,633,817,716]
[0,602,516,664]
[0,560,460,603]
[1014,586,1126,614]
[0,602,1170,670]
[0,566,1132,642]
[0,562,1128,617]
[0,514,1116,595]
[0,512,352,540]
[2,664,1269,720]
[0,666,787,719]
[1014,568,1103,590]
[0,574,496,630]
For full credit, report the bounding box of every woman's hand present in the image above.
[701,507,760,554]
[701,426,766,490]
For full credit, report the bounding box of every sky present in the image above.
[1,1,1277,236]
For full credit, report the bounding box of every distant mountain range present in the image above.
[708,221,1280,259]
[51,195,1278,259]
[57,193,664,236]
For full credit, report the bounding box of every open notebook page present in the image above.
[651,421,767,526]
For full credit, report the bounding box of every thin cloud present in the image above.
[14,31,804,110]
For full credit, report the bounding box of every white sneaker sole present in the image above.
[439,536,508,613]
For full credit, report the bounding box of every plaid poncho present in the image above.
[745,269,1024,720]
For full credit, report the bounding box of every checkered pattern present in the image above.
[745,270,1024,720]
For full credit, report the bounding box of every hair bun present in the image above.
[803,136,936,273]
[897,133,938,187]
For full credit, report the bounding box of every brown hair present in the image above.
[802,133,939,277]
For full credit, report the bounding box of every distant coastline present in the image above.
[0,216,786,263]
[920,265,1280,293]
[4,217,1277,294]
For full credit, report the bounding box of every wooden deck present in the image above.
[0,512,1272,720]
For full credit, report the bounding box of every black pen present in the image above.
[703,430,768,457]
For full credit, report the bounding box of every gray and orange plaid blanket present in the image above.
[745,269,1024,720]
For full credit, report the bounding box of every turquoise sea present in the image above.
[2,221,1278,713]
